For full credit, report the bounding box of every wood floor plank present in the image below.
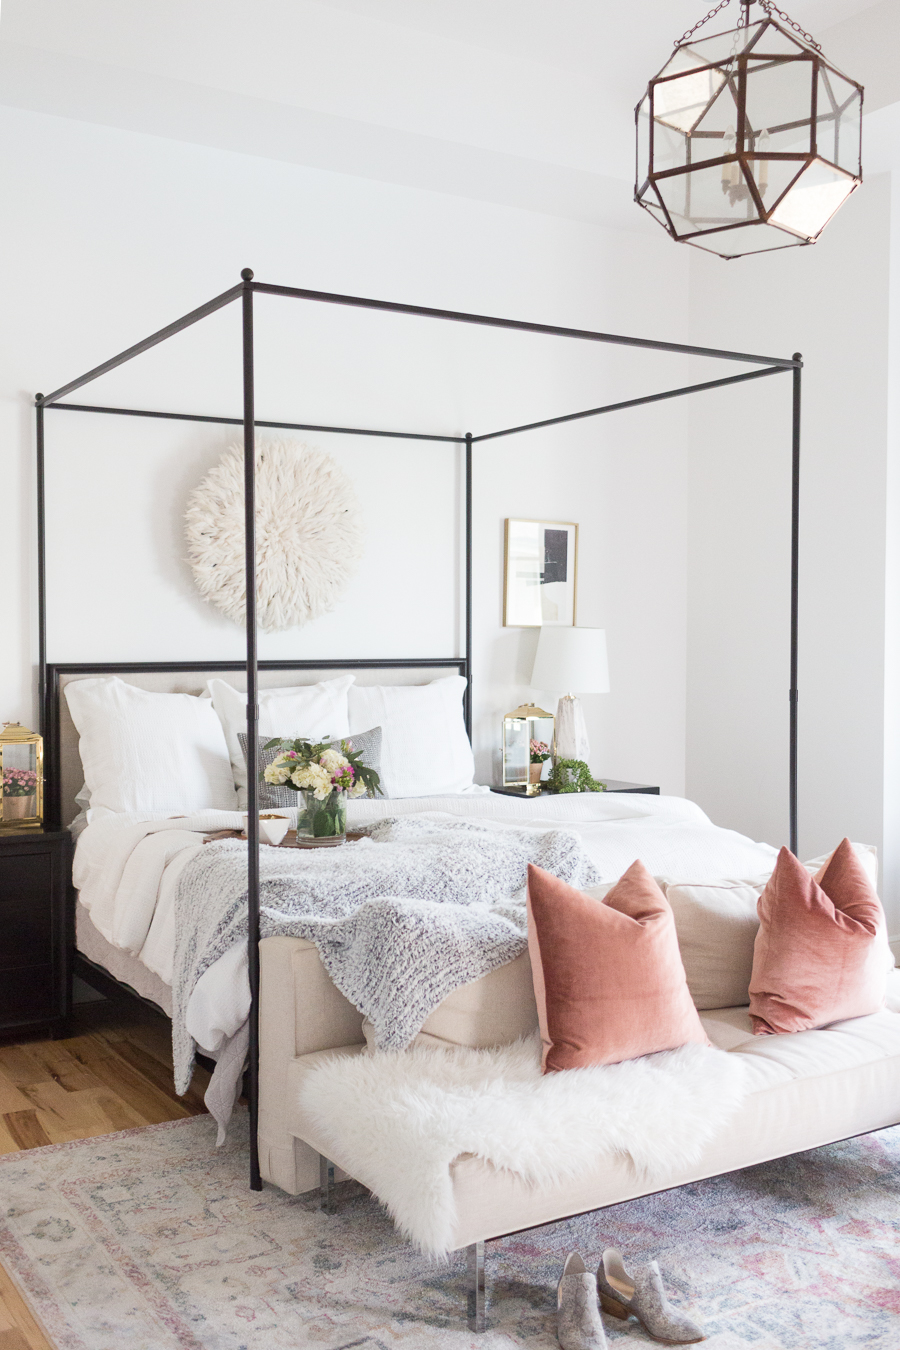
[125,1018,179,1070]
[0,1075,34,1117]
[2,1113,51,1151]
[84,1089,145,1135]
[0,1117,24,1157]
[82,1051,190,1125]
[0,1050,48,1089]
[23,1042,97,1094]
[112,1039,207,1114]
[0,1261,53,1350]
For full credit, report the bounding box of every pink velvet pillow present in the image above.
[527,861,709,1073]
[749,839,886,1035]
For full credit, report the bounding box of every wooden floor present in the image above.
[0,991,210,1350]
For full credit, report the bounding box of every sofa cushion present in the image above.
[526,861,708,1071]
[749,841,887,1035]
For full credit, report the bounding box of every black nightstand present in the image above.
[490,779,660,797]
[0,830,71,1038]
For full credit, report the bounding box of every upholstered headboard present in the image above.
[48,661,465,828]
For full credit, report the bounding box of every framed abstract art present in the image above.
[503,519,578,627]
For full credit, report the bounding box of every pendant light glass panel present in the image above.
[635,15,863,257]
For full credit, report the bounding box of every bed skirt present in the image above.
[75,900,173,1017]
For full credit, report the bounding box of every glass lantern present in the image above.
[502,704,555,795]
[635,10,863,257]
[0,723,43,830]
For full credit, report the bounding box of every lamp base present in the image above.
[554,694,590,762]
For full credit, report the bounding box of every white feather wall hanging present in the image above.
[185,439,365,633]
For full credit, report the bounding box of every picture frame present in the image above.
[503,519,578,627]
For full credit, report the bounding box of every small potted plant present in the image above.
[2,767,38,821]
[529,739,551,787]
[262,737,381,844]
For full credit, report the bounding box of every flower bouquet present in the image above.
[2,768,38,820]
[262,737,381,842]
[529,739,551,786]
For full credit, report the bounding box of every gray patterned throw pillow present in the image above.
[238,727,383,808]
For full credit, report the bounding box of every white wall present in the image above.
[0,105,691,792]
[686,173,893,919]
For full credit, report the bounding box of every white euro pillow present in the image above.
[207,676,353,806]
[348,676,475,797]
[64,677,237,815]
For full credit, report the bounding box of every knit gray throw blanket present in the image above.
[172,814,601,1094]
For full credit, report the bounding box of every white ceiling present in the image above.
[0,0,893,227]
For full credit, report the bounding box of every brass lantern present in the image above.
[635,0,863,258]
[1,723,43,830]
[502,704,555,795]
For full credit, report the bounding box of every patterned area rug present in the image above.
[2,1109,899,1349]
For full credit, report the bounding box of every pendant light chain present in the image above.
[675,0,821,51]
[757,0,821,50]
[676,0,733,45]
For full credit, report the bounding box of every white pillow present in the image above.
[348,676,474,797]
[64,677,237,815]
[207,676,353,805]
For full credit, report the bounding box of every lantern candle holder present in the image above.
[1,723,44,831]
[502,704,555,796]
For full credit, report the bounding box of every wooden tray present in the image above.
[203,828,365,848]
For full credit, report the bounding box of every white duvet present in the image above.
[72,791,779,1062]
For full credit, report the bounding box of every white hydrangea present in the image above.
[291,763,333,800]
[320,748,350,774]
[263,758,292,785]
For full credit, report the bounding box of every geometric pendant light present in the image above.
[635,0,863,258]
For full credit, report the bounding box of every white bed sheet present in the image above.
[72,792,781,1059]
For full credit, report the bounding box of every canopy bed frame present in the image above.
[34,269,803,1190]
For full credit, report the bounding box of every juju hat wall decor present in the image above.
[185,439,365,633]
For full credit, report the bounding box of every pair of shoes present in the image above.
[596,1248,705,1345]
[557,1253,607,1350]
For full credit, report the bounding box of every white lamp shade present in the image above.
[530,627,610,694]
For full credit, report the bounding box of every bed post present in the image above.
[789,354,801,857]
[464,431,473,741]
[242,268,262,1190]
[35,397,47,738]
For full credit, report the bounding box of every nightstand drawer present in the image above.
[0,965,57,1022]
[0,892,53,969]
[0,851,52,906]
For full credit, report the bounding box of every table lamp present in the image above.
[530,627,610,763]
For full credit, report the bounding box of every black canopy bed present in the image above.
[34,269,803,1195]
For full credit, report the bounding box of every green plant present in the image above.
[545,758,607,794]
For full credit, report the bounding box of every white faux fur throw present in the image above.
[298,1036,749,1256]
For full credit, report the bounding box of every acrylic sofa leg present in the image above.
[467,1240,486,1332]
[319,1155,336,1214]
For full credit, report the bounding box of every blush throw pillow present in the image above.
[749,840,887,1035]
[526,861,709,1073]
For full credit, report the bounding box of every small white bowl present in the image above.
[242,813,291,846]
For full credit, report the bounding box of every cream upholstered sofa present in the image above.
[257,872,900,1329]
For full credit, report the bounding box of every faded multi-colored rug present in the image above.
[2,1110,899,1349]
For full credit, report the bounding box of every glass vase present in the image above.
[296,788,347,844]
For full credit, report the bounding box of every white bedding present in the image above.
[72,791,780,1062]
